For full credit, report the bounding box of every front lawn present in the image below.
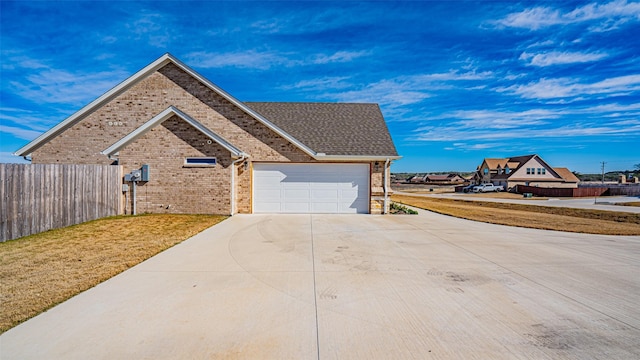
[392,194,640,236]
[0,214,226,333]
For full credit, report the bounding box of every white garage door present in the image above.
[253,163,369,214]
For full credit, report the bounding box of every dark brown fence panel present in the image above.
[608,186,640,196]
[516,185,605,197]
[0,164,123,242]
[516,184,640,197]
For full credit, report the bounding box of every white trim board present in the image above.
[102,106,246,158]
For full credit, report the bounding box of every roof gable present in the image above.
[102,106,245,158]
[503,154,565,179]
[15,53,315,159]
[483,158,508,170]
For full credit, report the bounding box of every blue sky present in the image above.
[1,0,639,174]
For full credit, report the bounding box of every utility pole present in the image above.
[601,161,606,184]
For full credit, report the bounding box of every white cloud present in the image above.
[9,68,129,105]
[310,50,370,64]
[566,0,640,22]
[497,6,563,30]
[185,50,292,70]
[583,102,640,113]
[101,36,118,44]
[446,109,556,128]
[333,84,431,107]
[126,11,171,47]
[0,109,57,133]
[1,53,48,71]
[313,69,493,108]
[519,51,608,66]
[411,103,640,144]
[498,75,640,99]
[185,50,369,70]
[413,70,493,82]
[0,124,43,141]
[413,122,640,142]
[447,143,502,151]
[281,76,352,91]
[496,0,640,31]
[526,40,555,48]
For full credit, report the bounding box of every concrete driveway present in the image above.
[2,212,639,359]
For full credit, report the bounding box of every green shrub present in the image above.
[390,202,418,214]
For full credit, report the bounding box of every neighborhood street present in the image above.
[2,212,639,359]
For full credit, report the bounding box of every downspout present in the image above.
[230,154,247,216]
[383,158,390,214]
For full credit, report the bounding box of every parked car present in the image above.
[472,183,504,193]
[461,184,476,193]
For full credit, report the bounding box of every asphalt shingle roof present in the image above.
[245,102,398,157]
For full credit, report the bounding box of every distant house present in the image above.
[408,174,426,183]
[474,154,579,189]
[425,174,465,183]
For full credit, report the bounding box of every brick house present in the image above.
[424,174,465,183]
[473,154,579,190]
[15,54,400,215]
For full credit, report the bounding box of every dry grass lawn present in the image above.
[392,194,640,236]
[459,192,549,200]
[0,214,226,333]
[617,201,640,207]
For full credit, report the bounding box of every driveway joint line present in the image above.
[310,214,320,360]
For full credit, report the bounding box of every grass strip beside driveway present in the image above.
[392,194,640,236]
[0,214,226,333]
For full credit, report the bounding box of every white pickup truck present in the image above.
[472,183,504,193]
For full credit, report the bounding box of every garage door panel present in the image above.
[282,182,311,190]
[311,182,348,189]
[283,202,311,213]
[283,189,311,198]
[253,163,369,214]
[311,189,339,200]
[311,203,339,213]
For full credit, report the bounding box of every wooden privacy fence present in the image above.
[516,184,640,197]
[0,164,123,242]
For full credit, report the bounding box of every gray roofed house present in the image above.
[475,154,579,189]
[14,53,400,215]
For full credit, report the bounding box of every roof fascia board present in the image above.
[15,54,175,157]
[101,106,244,158]
[165,55,318,158]
[314,155,401,161]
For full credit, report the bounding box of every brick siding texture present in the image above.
[31,63,384,214]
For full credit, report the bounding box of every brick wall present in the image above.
[118,116,233,214]
[30,63,390,214]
